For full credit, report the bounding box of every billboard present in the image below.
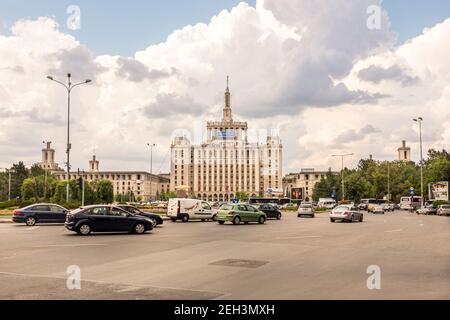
[428,181,449,201]
[291,188,304,200]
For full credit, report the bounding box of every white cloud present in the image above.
[0,1,449,176]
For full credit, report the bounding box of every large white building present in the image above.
[170,79,283,202]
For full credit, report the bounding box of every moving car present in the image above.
[416,205,437,215]
[383,203,395,212]
[437,204,450,216]
[65,205,154,235]
[372,204,385,214]
[400,196,423,211]
[330,205,363,223]
[116,204,163,228]
[297,203,315,218]
[217,204,266,225]
[12,203,69,226]
[317,198,336,209]
[167,198,217,222]
[257,204,282,220]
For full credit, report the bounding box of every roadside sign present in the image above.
[409,187,415,196]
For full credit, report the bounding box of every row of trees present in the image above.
[313,149,450,202]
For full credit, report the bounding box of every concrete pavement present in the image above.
[0,211,449,300]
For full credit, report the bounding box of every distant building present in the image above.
[39,141,63,172]
[170,78,283,202]
[398,140,411,162]
[283,169,338,201]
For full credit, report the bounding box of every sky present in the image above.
[0,0,450,174]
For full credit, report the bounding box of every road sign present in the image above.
[409,187,415,196]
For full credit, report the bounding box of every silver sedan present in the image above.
[298,203,315,218]
[330,205,363,223]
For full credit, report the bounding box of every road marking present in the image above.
[32,244,107,248]
[26,226,40,231]
[384,229,403,233]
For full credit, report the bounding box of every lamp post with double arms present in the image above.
[332,153,354,202]
[47,74,91,202]
[413,117,424,208]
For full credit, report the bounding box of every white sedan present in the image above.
[330,205,363,223]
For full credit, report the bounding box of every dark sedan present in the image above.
[256,204,282,220]
[13,203,69,226]
[116,205,163,228]
[65,205,153,236]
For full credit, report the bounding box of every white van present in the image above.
[167,198,217,223]
[318,198,337,209]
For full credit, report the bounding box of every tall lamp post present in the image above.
[47,74,91,202]
[413,117,424,208]
[332,153,354,201]
[147,143,156,201]
[42,141,49,199]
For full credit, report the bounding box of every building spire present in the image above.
[223,75,232,122]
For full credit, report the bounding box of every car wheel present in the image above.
[218,221,225,225]
[212,214,218,222]
[330,218,335,223]
[359,215,363,222]
[77,223,91,236]
[182,215,189,223]
[258,216,266,224]
[25,216,36,226]
[232,216,241,225]
[201,219,206,222]
[170,218,177,222]
[149,218,157,228]
[133,223,146,234]
[277,213,282,220]
[311,214,315,218]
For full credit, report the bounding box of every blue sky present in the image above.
[0,0,449,56]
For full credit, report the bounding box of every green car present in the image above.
[217,204,267,225]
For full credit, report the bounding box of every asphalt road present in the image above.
[0,211,449,300]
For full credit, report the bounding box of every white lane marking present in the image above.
[26,226,40,231]
[276,235,322,240]
[419,224,424,227]
[384,229,403,233]
[32,244,106,248]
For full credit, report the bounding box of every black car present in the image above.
[116,205,163,228]
[65,205,153,235]
[256,204,282,220]
[13,203,69,226]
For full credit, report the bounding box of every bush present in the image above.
[432,200,450,207]
[0,199,19,209]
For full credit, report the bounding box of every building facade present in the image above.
[283,169,337,201]
[170,80,283,202]
[398,140,411,162]
[39,143,170,201]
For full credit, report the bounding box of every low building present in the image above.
[283,169,337,201]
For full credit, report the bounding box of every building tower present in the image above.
[40,141,59,170]
[223,76,233,122]
[89,155,99,172]
[398,140,411,162]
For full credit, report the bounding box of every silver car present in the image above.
[298,203,315,218]
[330,205,363,223]
[372,204,385,214]
[437,205,450,216]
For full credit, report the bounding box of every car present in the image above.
[297,203,315,218]
[372,204,385,214]
[383,203,395,212]
[12,203,69,226]
[167,198,217,222]
[357,203,368,211]
[116,205,164,228]
[330,205,363,223]
[65,205,154,235]
[257,204,282,220]
[217,204,266,225]
[318,198,337,209]
[437,204,450,216]
[416,205,437,215]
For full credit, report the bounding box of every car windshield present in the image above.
[334,205,350,211]
[300,204,311,208]
[220,204,234,210]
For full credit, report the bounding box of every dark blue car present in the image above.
[13,203,69,226]
[116,205,164,227]
[65,205,154,236]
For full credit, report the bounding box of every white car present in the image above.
[372,204,385,214]
[330,205,363,223]
[167,198,217,222]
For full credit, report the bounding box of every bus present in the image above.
[400,196,423,211]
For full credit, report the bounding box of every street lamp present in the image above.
[47,73,91,202]
[332,153,354,201]
[147,143,156,202]
[413,117,424,208]
[42,141,49,199]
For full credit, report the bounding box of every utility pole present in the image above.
[147,143,156,201]
[332,153,354,201]
[413,117,424,208]
[47,74,91,202]
[387,162,390,201]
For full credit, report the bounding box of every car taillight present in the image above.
[13,210,21,216]
[343,211,349,215]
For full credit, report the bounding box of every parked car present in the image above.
[167,198,217,222]
[217,204,266,225]
[437,204,450,216]
[372,204,385,214]
[416,205,437,215]
[65,205,153,235]
[330,205,363,223]
[383,203,395,212]
[116,205,163,227]
[297,203,315,218]
[318,198,336,209]
[257,204,282,220]
[12,203,69,226]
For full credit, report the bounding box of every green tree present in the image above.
[29,164,46,177]
[21,178,37,200]
[96,180,114,204]
[235,192,248,202]
[10,162,29,199]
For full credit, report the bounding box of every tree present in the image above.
[21,178,37,200]
[29,164,46,177]
[96,180,114,204]
[235,192,248,202]
[10,162,29,199]
[52,181,68,203]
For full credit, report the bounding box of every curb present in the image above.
[0,219,12,224]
